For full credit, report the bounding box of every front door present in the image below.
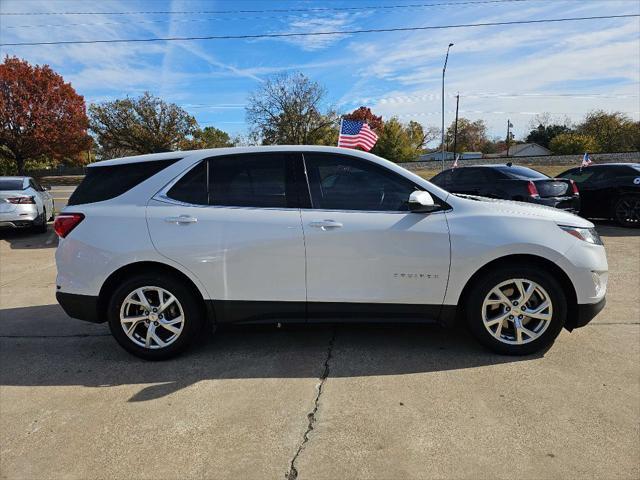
[147,153,307,323]
[300,152,450,320]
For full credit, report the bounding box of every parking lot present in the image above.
[1,211,638,479]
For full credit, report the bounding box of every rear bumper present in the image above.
[571,297,606,330]
[530,196,580,212]
[56,291,103,323]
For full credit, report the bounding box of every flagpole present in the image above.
[337,118,344,147]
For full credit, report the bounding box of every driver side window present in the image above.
[304,153,416,211]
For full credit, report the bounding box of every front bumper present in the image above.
[574,297,606,329]
[56,291,103,323]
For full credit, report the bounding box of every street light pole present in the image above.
[441,43,454,171]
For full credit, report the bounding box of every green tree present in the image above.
[525,123,572,148]
[444,118,488,152]
[180,126,236,150]
[89,92,197,158]
[577,110,638,152]
[246,72,338,145]
[549,132,598,154]
[372,117,430,162]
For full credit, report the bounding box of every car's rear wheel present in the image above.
[466,266,566,355]
[107,274,204,360]
[613,194,640,228]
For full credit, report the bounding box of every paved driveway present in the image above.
[0,224,638,479]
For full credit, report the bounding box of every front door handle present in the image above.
[309,220,343,230]
[165,215,198,224]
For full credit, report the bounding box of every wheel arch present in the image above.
[456,253,580,330]
[97,261,214,326]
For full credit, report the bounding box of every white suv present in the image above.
[54,146,607,359]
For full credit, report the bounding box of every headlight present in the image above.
[559,225,603,245]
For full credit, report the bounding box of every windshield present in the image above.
[0,179,25,190]
[498,166,548,179]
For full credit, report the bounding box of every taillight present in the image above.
[7,196,35,204]
[54,213,85,238]
[527,181,539,197]
[570,179,579,195]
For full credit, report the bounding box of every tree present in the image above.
[444,118,488,152]
[549,132,598,155]
[343,106,383,132]
[89,92,197,158]
[246,72,338,145]
[525,123,571,149]
[577,110,638,152]
[0,56,91,174]
[179,126,236,150]
[373,117,427,162]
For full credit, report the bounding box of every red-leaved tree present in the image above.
[0,56,91,174]
[342,106,384,133]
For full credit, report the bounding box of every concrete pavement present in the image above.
[0,224,638,479]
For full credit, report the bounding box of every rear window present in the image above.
[68,158,179,206]
[497,166,547,179]
[0,179,25,190]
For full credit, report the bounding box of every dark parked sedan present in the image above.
[430,164,580,212]
[557,163,640,227]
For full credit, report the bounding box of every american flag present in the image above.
[581,152,593,170]
[338,119,378,151]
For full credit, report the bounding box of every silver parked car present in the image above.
[0,176,54,233]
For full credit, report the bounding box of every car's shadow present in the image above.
[0,304,542,403]
[0,224,58,249]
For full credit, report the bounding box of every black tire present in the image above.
[613,194,640,228]
[33,210,47,233]
[107,274,204,360]
[466,265,567,355]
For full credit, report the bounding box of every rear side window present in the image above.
[167,161,208,205]
[68,159,179,206]
[209,154,290,208]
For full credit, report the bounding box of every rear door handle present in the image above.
[164,215,198,224]
[309,220,343,230]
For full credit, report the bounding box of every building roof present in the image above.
[500,143,552,156]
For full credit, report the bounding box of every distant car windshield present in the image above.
[0,179,25,190]
[497,166,548,179]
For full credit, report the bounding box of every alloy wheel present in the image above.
[615,196,640,226]
[119,286,185,349]
[481,278,553,345]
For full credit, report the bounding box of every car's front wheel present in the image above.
[107,274,204,360]
[466,266,567,355]
[613,194,640,228]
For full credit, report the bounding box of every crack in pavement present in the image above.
[285,327,336,480]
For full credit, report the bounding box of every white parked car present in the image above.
[0,176,54,233]
[54,146,608,359]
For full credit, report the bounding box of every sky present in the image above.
[1,0,639,145]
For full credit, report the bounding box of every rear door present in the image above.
[147,153,307,323]
[300,152,450,320]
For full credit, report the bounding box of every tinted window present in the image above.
[453,168,483,182]
[497,166,547,179]
[305,153,416,211]
[558,168,595,184]
[167,161,208,205]
[210,154,289,208]
[431,170,453,186]
[68,158,179,206]
[0,179,25,190]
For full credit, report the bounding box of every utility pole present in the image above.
[506,119,513,157]
[441,42,454,171]
[452,93,460,159]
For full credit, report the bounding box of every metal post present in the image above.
[453,93,460,159]
[506,119,511,157]
[441,43,454,171]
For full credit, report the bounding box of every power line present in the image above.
[0,0,538,16]
[2,14,637,47]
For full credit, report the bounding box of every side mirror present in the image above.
[408,191,439,213]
